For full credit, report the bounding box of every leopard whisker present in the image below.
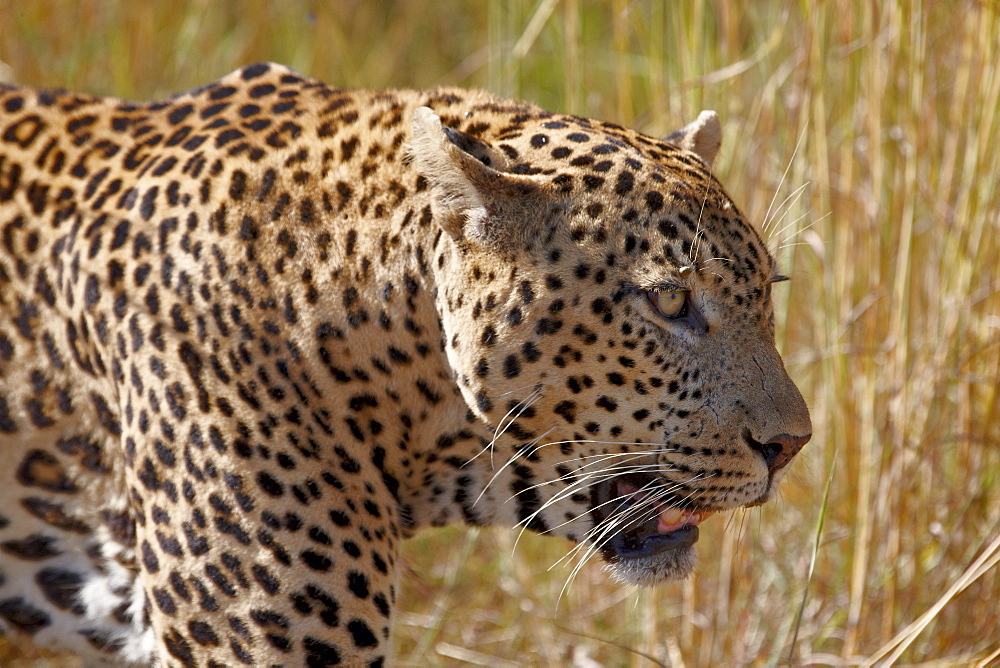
[762,180,810,238]
[771,209,823,250]
[535,438,676,453]
[472,427,554,506]
[554,453,677,478]
[761,124,807,235]
[498,381,545,398]
[689,179,713,269]
[467,386,543,468]
[477,437,678,502]
[776,241,814,252]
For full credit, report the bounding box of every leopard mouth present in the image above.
[591,474,715,583]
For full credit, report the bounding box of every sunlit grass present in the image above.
[1,1,997,665]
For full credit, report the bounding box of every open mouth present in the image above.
[592,474,715,563]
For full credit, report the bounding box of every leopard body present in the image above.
[0,63,810,665]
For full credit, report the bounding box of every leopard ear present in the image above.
[410,106,545,248]
[664,110,722,167]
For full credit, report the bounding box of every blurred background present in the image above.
[1,1,997,665]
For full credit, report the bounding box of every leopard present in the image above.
[0,62,811,666]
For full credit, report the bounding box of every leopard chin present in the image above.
[604,543,698,587]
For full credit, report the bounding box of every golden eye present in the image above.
[647,290,689,319]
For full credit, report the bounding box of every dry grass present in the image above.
[1,1,997,665]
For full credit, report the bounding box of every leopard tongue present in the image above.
[656,507,713,533]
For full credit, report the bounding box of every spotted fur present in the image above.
[0,63,810,665]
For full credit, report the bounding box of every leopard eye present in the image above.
[646,290,689,319]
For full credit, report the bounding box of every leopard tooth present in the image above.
[659,508,685,526]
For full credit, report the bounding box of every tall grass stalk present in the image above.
[1,1,996,665]
[788,450,836,665]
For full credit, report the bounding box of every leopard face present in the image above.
[0,63,809,666]
[411,106,811,586]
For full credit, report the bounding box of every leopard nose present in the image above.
[744,430,811,473]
